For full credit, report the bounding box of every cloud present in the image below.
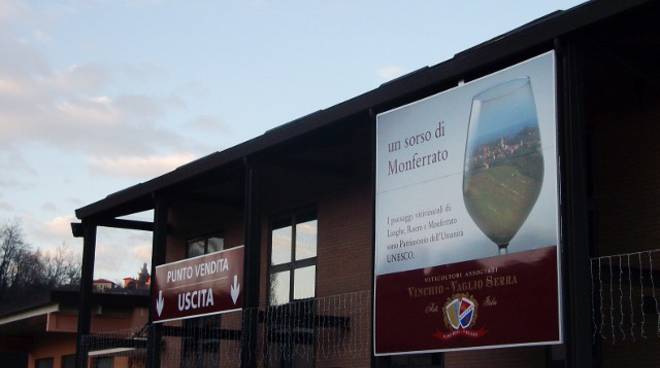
[53,95,118,125]
[119,62,168,84]
[94,242,125,277]
[16,212,80,253]
[187,114,229,133]
[0,201,13,211]
[0,70,194,157]
[0,1,26,25]
[45,214,77,238]
[114,94,168,119]
[32,29,51,43]
[55,63,110,92]
[130,242,152,261]
[0,178,25,189]
[0,149,35,191]
[93,228,153,280]
[0,22,200,159]
[67,197,83,206]
[41,202,57,212]
[377,65,404,81]
[87,153,198,179]
[0,77,28,95]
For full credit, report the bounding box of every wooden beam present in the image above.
[85,336,147,351]
[70,222,83,238]
[265,156,353,179]
[174,192,242,208]
[97,218,154,232]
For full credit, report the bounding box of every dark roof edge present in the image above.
[0,289,149,319]
[76,0,650,220]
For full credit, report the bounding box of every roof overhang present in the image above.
[0,303,59,326]
[88,347,139,357]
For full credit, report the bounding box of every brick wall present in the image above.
[587,54,660,367]
[589,81,660,256]
[255,164,373,367]
[316,180,373,297]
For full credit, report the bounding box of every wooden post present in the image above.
[555,37,593,368]
[240,157,261,368]
[76,220,97,368]
[147,197,168,368]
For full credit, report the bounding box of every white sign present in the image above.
[374,51,562,354]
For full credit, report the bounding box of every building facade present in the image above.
[71,1,660,367]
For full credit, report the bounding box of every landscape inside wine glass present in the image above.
[463,121,544,250]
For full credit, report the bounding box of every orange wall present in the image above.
[46,307,148,334]
[27,334,76,368]
[27,307,148,368]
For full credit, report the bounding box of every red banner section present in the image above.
[375,246,560,354]
[152,246,244,323]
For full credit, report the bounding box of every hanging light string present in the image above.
[599,257,606,340]
[639,253,647,339]
[628,254,635,342]
[609,256,616,344]
[591,258,597,343]
[649,251,660,337]
[618,256,626,341]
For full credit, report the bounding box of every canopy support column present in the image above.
[241,158,261,368]
[147,197,168,368]
[556,37,593,368]
[75,220,97,368]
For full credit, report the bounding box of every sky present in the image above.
[0,0,585,282]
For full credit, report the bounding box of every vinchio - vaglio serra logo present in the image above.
[434,293,487,340]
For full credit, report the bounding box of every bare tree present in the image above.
[0,221,28,298]
[11,249,44,289]
[42,242,81,287]
[0,221,82,301]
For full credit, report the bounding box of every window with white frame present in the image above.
[269,210,317,306]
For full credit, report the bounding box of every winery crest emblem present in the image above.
[443,293,477,330]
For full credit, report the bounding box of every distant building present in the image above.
[0,288,149,368]
[122,264,151,290]
[92,279,116,292]
[121,277,136,289]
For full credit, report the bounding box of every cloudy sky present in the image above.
[0,0,584,282]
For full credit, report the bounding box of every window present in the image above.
[35,358,53,368]
[92,357,113,368]
[61,355,76,368]
[186,234,224,258]
[269,210,317,305]
[268,210,318,367]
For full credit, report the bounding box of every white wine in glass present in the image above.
[463,77,544,255]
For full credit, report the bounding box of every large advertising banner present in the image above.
[374,51,561,355]
[152,246,244,323]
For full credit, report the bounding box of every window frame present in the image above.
[61,354,76,368]
[35,357,54,368]
[91,356,113,368]
[186,232,224,258]
[268,208,318,305]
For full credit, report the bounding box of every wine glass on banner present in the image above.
[462,77,544,256]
